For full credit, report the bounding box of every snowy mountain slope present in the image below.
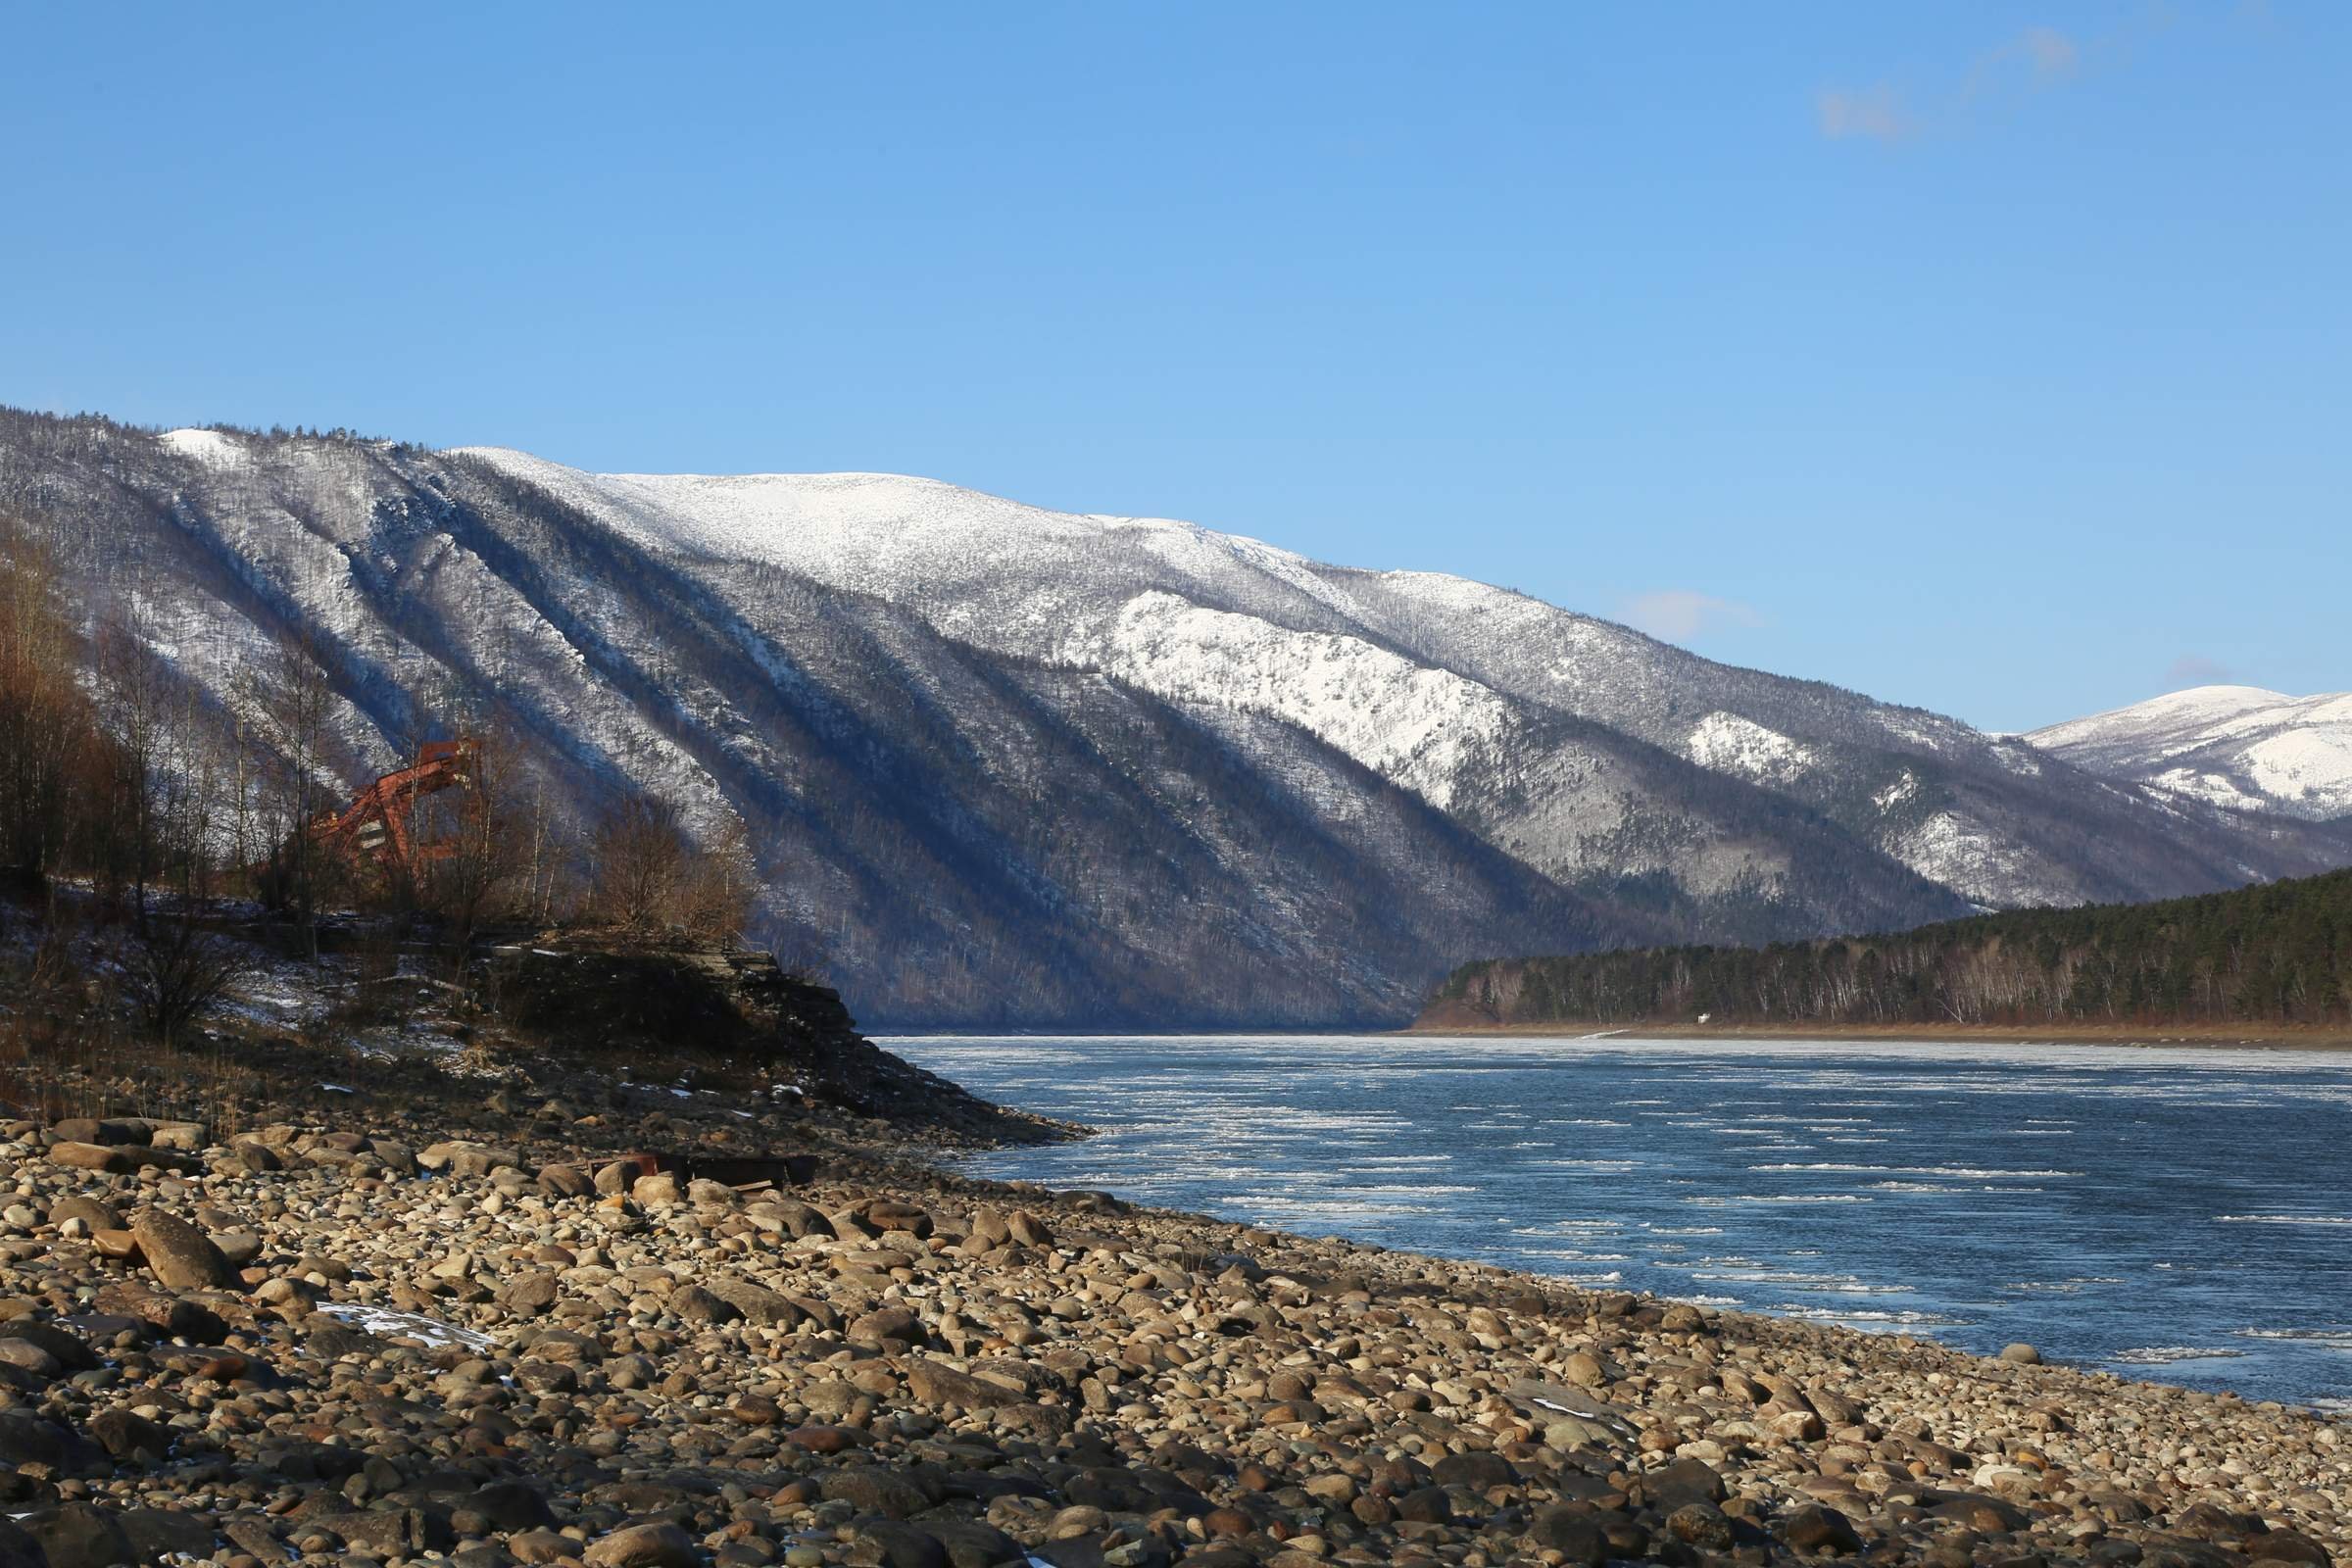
[452,450,1369,659]
[1298,566,2327,907]
[462,443,2345,910]
[1101,593,1517,810]
[2029,687,2352,822]
[5,407,2346,1025]
[459,455,1965,940]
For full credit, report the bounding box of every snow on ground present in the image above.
[316,1301,495,1352]
[1990,740,2043,776]
[2029,685,2352,820]
[1888,810,2048,907]
[1684,710,1815,785]
[455,449,1347,626]
[2241,727,2352,815]
[217,953,335,1032]
[2030,686,2295,754]
[2146,766,2269,814]
[1101,591,1517,809]
[158,427,246,468]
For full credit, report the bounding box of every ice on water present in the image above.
[896,1032,2352,1405]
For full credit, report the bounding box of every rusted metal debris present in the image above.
[309,738,479,875]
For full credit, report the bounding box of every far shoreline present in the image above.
[1398,1016,2352,1051]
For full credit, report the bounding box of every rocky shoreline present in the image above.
[0,1061,2343,1568]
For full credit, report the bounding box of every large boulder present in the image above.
[119,1509,219,1562]
[51,1117,147,1146]
[0,1321,99,1372]
[707,1278,803,1325]
[0,1412,105,1476]
[906,1358,1025,1411]
[128,1210,234,1289]
[47,1196,123,1231]
[45,1143,128,1174]
[821,1465,931,1520]
[25,1502,134,1568]
[583,1521,700,1567]
[1645,1456,1728,1511]
[85,1407,170,1462]
[1781,1504,1864,1555]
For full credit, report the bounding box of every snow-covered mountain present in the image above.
[2029,687,2352,822]
[5,408,2346,1026]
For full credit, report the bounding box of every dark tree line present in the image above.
[1436,869,2352,1029]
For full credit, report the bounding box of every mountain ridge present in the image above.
[4,406,2346,1026]
[2028,684,2352,822]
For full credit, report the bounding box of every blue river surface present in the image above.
[883,1033,2352,1408]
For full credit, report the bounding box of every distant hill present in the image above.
[2029,684,2352,822]
[1421,867,2352,1032]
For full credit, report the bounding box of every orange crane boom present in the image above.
[310,738,478,874]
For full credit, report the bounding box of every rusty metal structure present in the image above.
[310,738,479,876]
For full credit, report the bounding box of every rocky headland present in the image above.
[0,981,2342,1568]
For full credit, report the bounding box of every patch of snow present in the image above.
[316,1301,494,1352]
[1888,810,2047,906]
[1874,771,1919,812]
[1684,711,1814,784]
[1990,740,2042,776]
[158,427,245,468]
[1096,591,1517,808]
[455,448,1351,647]
[2242,728,2352,809]
[2145,766,2268,814]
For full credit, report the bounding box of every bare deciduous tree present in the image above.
[240,630,345,958]
[583,791,753,944]
[410,724,541,958]
[0,518,100,888]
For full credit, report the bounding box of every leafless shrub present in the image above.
[582,791,752,944]
[117,911,248,1047]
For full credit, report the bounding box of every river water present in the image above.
[886,1033,2352,1407]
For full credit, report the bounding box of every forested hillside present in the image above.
[5,405,2348,1027]
[1425,868,2352,1031]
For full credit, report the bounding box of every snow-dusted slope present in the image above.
[6,409,2347,1024]
[457,444,2345,913]
[454,449,1362,656]
[2029,687,2352,821]
[1102,594,1517,810]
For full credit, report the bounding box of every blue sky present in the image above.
[3,3,2343,732]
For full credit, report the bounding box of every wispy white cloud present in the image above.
[1817,85,1912,142]
[1962,24,2082,100]
[2166,653,2235,686]
[1820,23,2091,143]
[2022,25,2080,75]
[1623,590,1765,643]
